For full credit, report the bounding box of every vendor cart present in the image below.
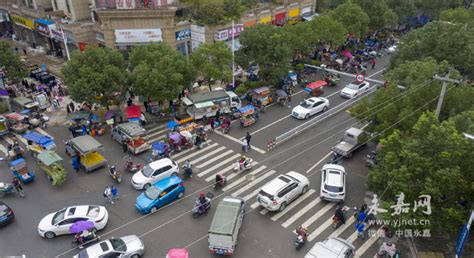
[0,116,9,136]
[248,87,273,107]
[23,131,56,150]
[67,112,92,125]
[5,112,29,133]
[10,158,35,184]
[238,105,258,128]
[149,141,170,161]
[65,135,107,172]
[167,131,194,152]
[111,122,150,154]
[304,80,327,98]
[37,150,66,186]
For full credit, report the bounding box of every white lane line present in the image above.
[225,161,258,181]
[175,143,219,164]
[182,146,226,165]
[146,123,167,132]
[4,136,13,145]
[35,127,53,138]
[214,130,266,154]
[368,68,385,78]
[147,135,165,143]
[171,140,212,159]
[241,114,291,139]
[250,202,260,209]
[260,209,268,215]
[0,143,7,155]
[146,127,169,140]
[327,90,342,98]
[271,189,316,221]
[354,228,384,257]
[307,216,335,242]
[330,216,356,238]
[222,165,267,191]
[202,154,241,179]
[282,198,324,228]
[197,150,234,169]
[231,170,276,197]
[288,202,336,229]
[306,152,333,173]
[346,222,367,244]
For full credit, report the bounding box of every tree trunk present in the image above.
[208,79,212,91]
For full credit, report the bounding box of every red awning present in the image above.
[126,105,141,119]
[275,12,286,21]
[306,80,327,90]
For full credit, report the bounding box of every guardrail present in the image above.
[268,86,377,149]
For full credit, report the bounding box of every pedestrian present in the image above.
[215,109,221,122]
[111,186,118,200]
[103,186,113,204]
[356,222,365,239]
[12,177,23,193]
[22,48,27,56]
[139,112,147,127]
[241,139,249,153]
[371,58,376,69]
[287,94,292,108]
[245,132,252,150]
[122,139,128,153]
[72,155,80,173]
[357,209,367,224]
[209,117,215,131]
[66,103,72,114]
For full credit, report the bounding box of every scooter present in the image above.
[365,151,378,168]
[192,197,211,218]
[213,174,227,190]
[124,158,142,173]
[0,182,25,197]
[332,207,349,229]
[71,229,99,249]
[375,242,400,258]
[221,123,230,134]
[233,158,253,172]
[294,234,307,250]
[108,167,122,183]
[182,165,193,179]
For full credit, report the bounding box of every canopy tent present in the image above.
[305,80,327,92]
[237,104,255,115]
[68,135,103,154]
[126,105,141,119]
[37,150,63,166]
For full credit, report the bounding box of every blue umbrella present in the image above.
[167,121,178,129]
[69,220,95,234]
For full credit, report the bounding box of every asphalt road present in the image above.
[0,54,413,258]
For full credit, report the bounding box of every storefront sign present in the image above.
[35,19,55,37]
[96,32,105,42]
[51,27,75,43]
[260,16,271,24]
[11,14,34,29]
[214,24,244,41]
[96,0,175,9]
[191,25,205,50]
[244,20,256,27]
[289,8,300,18]
[301,6,312,15]
[79,42,87,51]
[175,28,191,41]
[115,29,163,43]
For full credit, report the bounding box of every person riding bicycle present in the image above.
[109,165,119,177]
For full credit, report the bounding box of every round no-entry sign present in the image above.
[356,74,365,82]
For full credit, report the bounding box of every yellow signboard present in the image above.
[260,16,271,24]
[11,14,34,29]
[289,8,300,18]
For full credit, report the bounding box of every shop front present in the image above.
[10,14,35,44]
[114,28,163,50]
[191,24,205,51]
[34,19,55,53]
[288,4,300,25]
[274,11,287,26]
[0,11,10,36]
[214,24,244,51]
[175,28,191,56]
[259,10,272,25]
[51,27,76,59]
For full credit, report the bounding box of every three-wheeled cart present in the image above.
[65,135,107,172]
[37,150,67,186]
[10,158,35,184]
[238,105,258,128]
[304,80,327,98]
[5,112,29,134]
[23,131,56,157]
[0,116,9,136]
[111,122,150,154]
[248,87,273,107]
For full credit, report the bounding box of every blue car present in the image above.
[135,176,185,214]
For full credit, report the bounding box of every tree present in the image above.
[130,44,195,102]
[390,21,474,78]
[310,15,347,48]
[414,0,465,19]
[439,6,474,27]
[353,0,398,30]
[0,41,27,84]
[191,41,232,91]
[367,111,474,234]
[61,47,127,107]
[237,24,292,84]
[385,0,415,24]
[283,21,316,61]
[330,0,370,37]
[183,0,244,25]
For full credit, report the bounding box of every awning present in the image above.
[275,12,286,21]
[182,97,193,106]
[244,20,256,27]
[35,19,54,25]
[301,13,319,21]
[194,101,215,109]
[305,80,327,91]
[289,8,300,18]
[126,105,141,119]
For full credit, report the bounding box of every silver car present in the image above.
[74,235,145,258]
[257,172,310,211]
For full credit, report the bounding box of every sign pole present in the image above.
[232,20,235,89]
[456,210,474,257]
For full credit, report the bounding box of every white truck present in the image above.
[208,196,245,256]
[332,127,368,158]
[181,90,241,121]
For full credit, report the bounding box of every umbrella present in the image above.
[167,121,178,129]
[342,50,353,59]
[104,110,115,120]
[276,89,288,97]
[152,141,167,152]
[169,132,181,141]
[69,220,95,234]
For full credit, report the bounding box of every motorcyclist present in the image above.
[239,156,250,170]
[377,242,397,257]
[198,193,208,212]
[109,165,119,177]
[195,134,202,148]
[215,173,225,188]
[334,205,346,225]
[184,160,193,177]
[296,225,308,240]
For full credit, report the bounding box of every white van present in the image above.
[305,237,355,258]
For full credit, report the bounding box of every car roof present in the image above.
[153,175,182,190]
[306,97,323,103]
[261,175,292,195]
[325,170,344,187]
[84,239,112,256]
[149,158,173,170]
[65,205,90,218]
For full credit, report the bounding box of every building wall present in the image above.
[52,0,92,21]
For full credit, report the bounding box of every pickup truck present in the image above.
[332,127,368,158]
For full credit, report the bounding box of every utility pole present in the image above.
[433,70,460,120]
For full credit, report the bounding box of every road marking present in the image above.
[242,114,292,138]
[200,154,240,178]
[330,216,356,238]
[346,222,367,244]
[0,143,7,155]
[146,127,169,140]
[368,68,385,78]
[231,170,276,197]
[307,216,335,242]
[204,162,237,181]
[354,228,384,257]
[183,146,226,164]
[282,198,324,228]
[146,124,167,133]
[260,208,268,215]
[222,165,267,191]
[175,143,218,163]
[306,152,333,173]
[197,150,234,169]
[171,140,212,159]
[290,202,336,229]
[214,130,266,154]
[242,188,260,202]
[271,189,316,221]
[35,127,53,138]
[4,136,13,145]
[250,202,260,209]
[225,161,258,181]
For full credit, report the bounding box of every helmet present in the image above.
[199,193,205,198]
[241,155,247,159]
[111,165,115,169]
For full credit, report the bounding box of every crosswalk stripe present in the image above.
[171,140,212,159]
[204,163,235,181]
[200,154,240,178]
[0,143,7,155]
[282,198,324,228]
[35,127,53,138]
[346,222,367,244]
[307,216,335,242]
[354,227,384,257]
[250,202,260,209]
[184,146,226,164]
[175,143,219,164]
[147,128,169,140]
[146,124,167,133]
[271,189,316,222]
[330,216,356,238]
[225,161,258,181]
[231,170,276,197]
[4,136,13,145]
[222,166,267,191]
[197,150,234,169]
[147,135,165,144]
[260,209,268,215]
[286,202,335,229]
[242,188,260,202]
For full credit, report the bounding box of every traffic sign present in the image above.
[355,74,365,82]
[456,224,469,257]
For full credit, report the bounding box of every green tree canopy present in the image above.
[367,111,474,234]
[390,21,474,78]
[353,0,398,30]
[129,43,195,101]
[330,0,370,37]
[191,41,232,90]
[283,21,316,60]
[439,6,474,27]
[385,0,415,23]
[414,0,465,19]
[61,47,127,106]
[183,0,244,25]
[0,41,27,84]
[310,15,347,47]
[237,24,292,84]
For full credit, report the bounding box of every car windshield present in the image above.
[0,204,8,216]
[110,238,127,252]
[347,83,360,90]
[141,164,154,177]
[300,101,313,109]
[52,208,67,225]
[145,186,161,200]
[77,249,89,258]
[87,206,100,218]
[324,184,343,192]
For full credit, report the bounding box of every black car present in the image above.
[0,201,14,226]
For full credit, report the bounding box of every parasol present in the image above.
[169,132,181,142]
[104,110,115,120]
[167,121,178,129]
[69,220,95,234]
[342,50,353,59]
[276,89,288,97]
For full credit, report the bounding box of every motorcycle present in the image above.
[233,158,253,172]
[221,123,230,134]
[71,228,99,249]
[108,166,122,183]
[0,182,25,197]
[365,150,378,168]
[294,227,308,250]
[213,174,227,190]
[332,206,349,229]
[192,197,211,218]
[124,157,142,173]
[182,165,193,179]
[375,242,400,258]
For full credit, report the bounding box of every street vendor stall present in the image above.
[304,80,327,98]
[167,131,194,152]
[12,96,39,113]
[37,150,66,186]
[67,112,92,125]
[24,131,56,150]
[0,116,9,136]
[111,122,150,154]
[10,158,35,184]
[126,105,141,124]
[5,112,29,133]
[238,105,258,128]
[248,87,273,107]
[65,135,107,172]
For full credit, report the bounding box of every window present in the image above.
[58,218,76,226]
[66,0,71,14]
[162,165,172,173]
[164,184,178,193]
[152,168,163,177]
[53,0,58,10]
[277,186,291,198]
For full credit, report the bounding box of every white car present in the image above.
[38,205,108,239]
[292,97,330,119]
[131,158,179,190]
[320,164,346,202]
[340,81,370,99]
[74,235,145,258]
[257,172,310,211]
